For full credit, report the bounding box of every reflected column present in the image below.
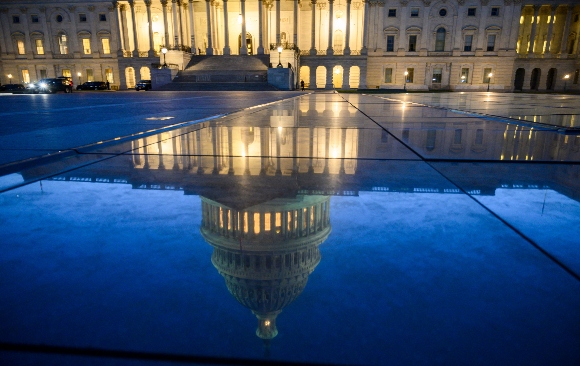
[339,128,346,174]
[228,127,235,174]
[157,135,165,169]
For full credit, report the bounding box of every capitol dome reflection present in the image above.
[200,194,331,340]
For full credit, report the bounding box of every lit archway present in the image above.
[140,66,151,80]
[316,66,326,89]
[125,67,136,88]
[299,66,310,89]
[333,65,343,89]
[349,66,360,89]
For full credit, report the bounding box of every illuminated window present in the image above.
[483,68,492,83]
[101,38,111,54]
[265,213,271,231]
[254,212,260,234]
[62,69,71,78]
[17,40,25,55]
[243,212,248,234]
[83,38,91,54]
[21,69,30,83]
[86,69,94,82]
[461,68,469,83]
[406,68,414,83]
[105,68,114,83]
[59,34,68,54]
[35,39,44,55]
[432,68,442,83]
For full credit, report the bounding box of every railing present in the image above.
[269,43,298,51]
[151,62,179,69]
[299,48,365,57]
[123,50,132,57]
[53,54,74,59]
[138,51,149,57]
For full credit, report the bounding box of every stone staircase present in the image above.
[157,55,278,91]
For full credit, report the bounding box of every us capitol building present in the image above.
[1,0,579,91]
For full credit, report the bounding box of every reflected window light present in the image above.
[254,212,260,234]
[243,212,248,234]
[265,213,271,231]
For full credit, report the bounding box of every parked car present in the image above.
[77,81,107,90]
[0,84,26,93]
[36,78,73,93]
[135,80,152,91]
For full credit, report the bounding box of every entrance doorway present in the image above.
[546,68,557,90]
[530,68,541,90]
[238,32,253,55]
[514,68,525,91]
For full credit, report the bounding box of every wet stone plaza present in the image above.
[0,91,579,365]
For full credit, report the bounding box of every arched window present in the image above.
[435,27,446,51]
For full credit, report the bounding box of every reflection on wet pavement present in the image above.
[1,93,579,365]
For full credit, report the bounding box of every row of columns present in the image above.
[526,4,575,56]
[202,202,330,241]
[309,0,354,55]
[116,0,196,57]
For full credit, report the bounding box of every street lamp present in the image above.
[487,72,493,92]
[404,71,408,92]
[564,74,570,92]
[77,71,82,85]
[7,74,12,84]
[277,46,283,68]
[161,47,168,68]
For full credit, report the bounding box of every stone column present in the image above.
[258,0,264,54]
[129,0,139,57]
[309,65,316,88]
[528,5,540,54]
[361,0,369,54]
[179,1,186,47]
[398,1,407,52]
[544,5,557,55]
[475,0,489,52]
[239,0,247,54]
[172,0,180,48]
[189,0,196,54]
[115,2,125,56]
[293,0,298,45]
[419,2,429,52]
[377,1,385,51]
[161,0,170,47]
[327,0,334,55]
[205,0,214,55]
[499,0,514,51]
[275,0,281,44]
[310,0,317,55]
[508,2,521,51]
[325,64,333,89]
[223,0,231,54]
[358,64,367,88]
[342,65,350,89]
[145,0,155,56]
[559,6,573,56]
[344,0,351,54]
